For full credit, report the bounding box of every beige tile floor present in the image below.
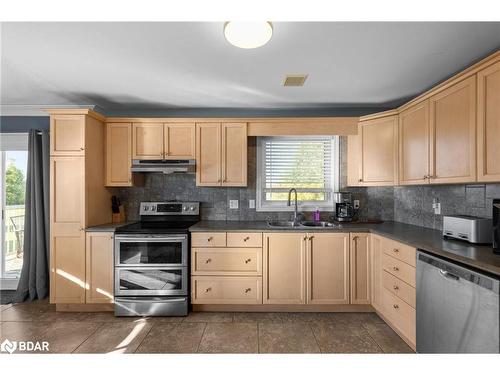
[0,300,414,354]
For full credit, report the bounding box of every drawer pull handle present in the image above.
[393,266,399,271]
[393,248,399,253]
[244,288,251,293]
[207,237,213,242]
[245,258,251,264]
[393,304,399,309]
[243,237,250,241]
[205,258,212,263]
[393,285,399,290]
[205,287,212,293]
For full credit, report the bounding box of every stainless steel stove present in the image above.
[114,201,199,316]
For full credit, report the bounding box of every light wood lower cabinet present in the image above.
[191,247,262,276]
[350,233,370,304]
[263,233,307,304]
[85,232,114,304]
[370,234,384,311]
[306,233,350,304]
[191,276,262,304]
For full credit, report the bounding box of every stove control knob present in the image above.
[151,206,156,211]
[190,206,195,211]
[144,206,149,211]
[183,206,188,211]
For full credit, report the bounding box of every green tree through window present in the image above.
[6,163,26,205]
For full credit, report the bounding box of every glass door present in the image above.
[0,133,28,289]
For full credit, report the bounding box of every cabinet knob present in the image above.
[80,147,85,151]
[205,287,212,293]
[309,236,314,241]
[358,178,363,182]
[206,258,212,263]
[245,258,251,264]
[393,304,399,309]
[243,237,250,241]
[393,266,399,271]
[393,248,399,253]
[244,288,251,293]
[207,237,213,242]
[393,285,399,290]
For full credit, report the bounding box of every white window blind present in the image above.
[256,136,339,211]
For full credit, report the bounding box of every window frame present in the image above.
[256,135,339,212]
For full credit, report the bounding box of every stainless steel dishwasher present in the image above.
[416,251,500,353]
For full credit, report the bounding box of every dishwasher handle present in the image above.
[439,269,460,281]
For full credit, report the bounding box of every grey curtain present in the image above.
[15,130,50,302]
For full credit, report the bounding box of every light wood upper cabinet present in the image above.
[346,134,360,187]
[263,233,306,304]
[350,233,370,305]
[399,100,430,185]
[106,123,133,186]
[50,115,86,156]
[222,123,247,186]
[165,123,196,159]
[196,122,248,187]
[358,113,398,186]
[306,233,350,304]
[50,156,86,304]
[196,123,222,186]
[132,122,164,159]
[477,61,500,182]
[370,234,383,311]
[86,231,114,304]
[429,76,476,184]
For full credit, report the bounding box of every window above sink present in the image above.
[256,136,339,212]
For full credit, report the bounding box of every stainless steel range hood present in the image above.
[130,159,195,174]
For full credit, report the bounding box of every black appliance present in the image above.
[114,201,199,316]
[494,199,500,254]
[334,192,355,222]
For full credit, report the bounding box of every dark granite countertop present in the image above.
[85,222,133,232]
[189,220,500,277]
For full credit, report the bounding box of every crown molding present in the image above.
[0,104,100,117]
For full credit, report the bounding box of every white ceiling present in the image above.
[1,22,499,115]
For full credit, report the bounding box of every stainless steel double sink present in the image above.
[267,220,340,229]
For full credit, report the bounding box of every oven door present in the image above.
[114,235,187,267]
[115,267,188,296]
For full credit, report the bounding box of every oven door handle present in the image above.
[115,297,187,303]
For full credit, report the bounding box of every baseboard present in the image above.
[192,304,374,312]
[55,303,114,312]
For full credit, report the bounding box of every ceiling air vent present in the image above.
[283,74,308,87]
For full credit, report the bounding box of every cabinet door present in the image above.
[350,233,370,304]
[358,115,398,186]
[346,134,360,186]
[263,233,306,304]
[165,123,196,159]
[86,232,114,304]
[477,61,500,182]
[132,122,164,159]
[106,123,132,186]
[306,233,349,304]
[399,101,430,185]
[370,234,383,311]
[429,76,476,184]
[196,123,222,186]
[50,115,85,156]
[222,123,247,186]
[50,157,86,304]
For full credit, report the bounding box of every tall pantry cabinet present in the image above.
[48,110,112,305]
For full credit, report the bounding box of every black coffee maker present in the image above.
[334,192,355,222]
[493,199,500,254]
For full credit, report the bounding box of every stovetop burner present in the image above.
[115,220,199,234]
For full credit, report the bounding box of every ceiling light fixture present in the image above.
[223,22,273,49]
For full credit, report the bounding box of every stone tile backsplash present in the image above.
[108,135,500,230]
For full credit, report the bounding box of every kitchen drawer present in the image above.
[382,288,416,345]
[226,232,262,248]
[191,232,226,247]
[382,253,416,287]
[191,247,262,275]
[191,276,262,304]
[382,270,416,308]
[382,237,416,267]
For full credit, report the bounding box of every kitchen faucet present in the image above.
[287,188,300,225]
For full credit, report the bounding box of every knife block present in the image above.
[112,205,126,224]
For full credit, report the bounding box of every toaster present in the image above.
[443,215,492,244]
